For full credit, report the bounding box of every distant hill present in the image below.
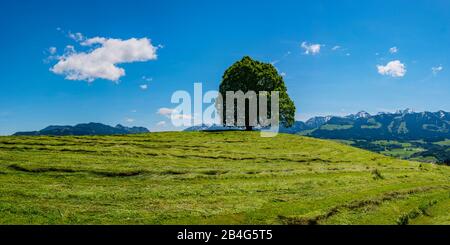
[13,123,149,136]
[185,109,450,142]
[184,124,231,132]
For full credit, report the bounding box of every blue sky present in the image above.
[0,0,449,135]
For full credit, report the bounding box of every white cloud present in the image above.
[432,65,443,75]
[68,32,85,42]
[157,107,176,116]
[332,45,341,51]
[301,41,321,55]
[389,47,398,54]
[156,121,166,126]
[48,47,57,55]
[171,114,192,120]
[64,45,76,54]
[125,118,135,123]
[377,60,406,77]
[142,76,153,82]
[44,47,59,63]
[280,72,286,77]
[80,37,106,46]
[51,36,158,82]
[157,107,192,120]
[139,84,148,90]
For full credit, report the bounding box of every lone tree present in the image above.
[218,56,295,130]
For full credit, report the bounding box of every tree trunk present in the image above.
[245,126,253,131]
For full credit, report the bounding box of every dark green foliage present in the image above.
[445,159,450,165]
[371,169,384,180]
[351,141,388,152]
[396,200,438,225]
[218,56,295,129]
[396,213,410,225]
[410,143,450,164]
[342,140,449,164]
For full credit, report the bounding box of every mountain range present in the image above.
[12,109,450,142]
[186,109,450,142]
[13,123,149,136]
[303,109,449,142]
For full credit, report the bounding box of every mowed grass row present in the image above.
[0,131,449,224]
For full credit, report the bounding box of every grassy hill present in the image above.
[0,132,449,224]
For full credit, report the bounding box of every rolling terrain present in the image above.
[0,132,449,224]
[186,110,450,163]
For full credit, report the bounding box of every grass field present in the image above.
[379,143,425,159]
[436,140,450,146]
[333,139,448,163]
[0,132,449,224]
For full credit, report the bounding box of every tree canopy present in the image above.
[218,56,296,130]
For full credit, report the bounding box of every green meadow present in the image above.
[436,140,450,146]
[0,132,449,224]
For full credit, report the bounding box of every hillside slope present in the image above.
[0,132,449,224]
